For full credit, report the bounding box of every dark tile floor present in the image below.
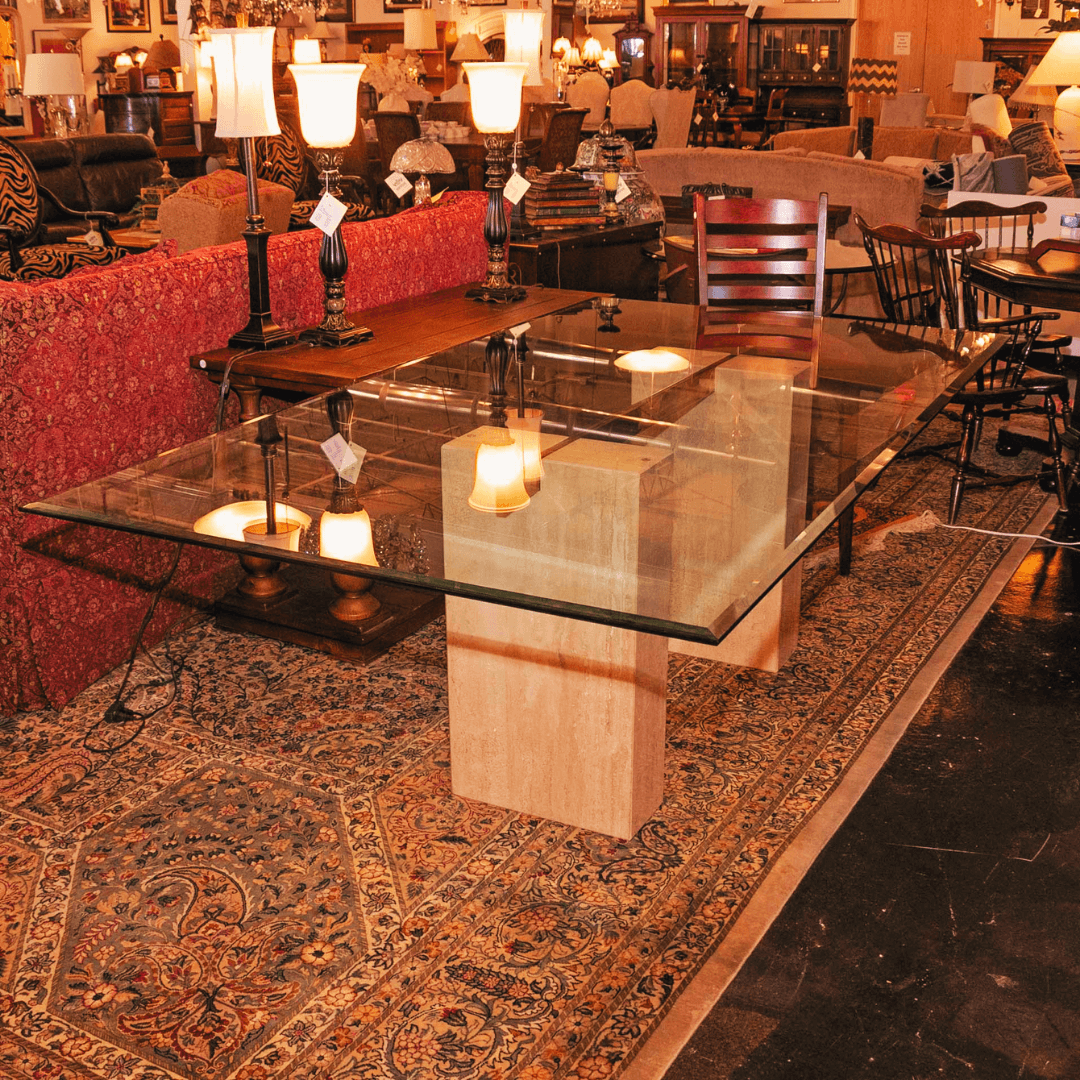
[664,537,1080,1080]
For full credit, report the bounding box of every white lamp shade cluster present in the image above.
[287,62,367,148]
[292,38,322,65]
[503,9,545,88]
[21,53,84,97]
[210,27,280,139]
[1030,32,1080,158]
[404,8,438,52]
[463,62,527,132]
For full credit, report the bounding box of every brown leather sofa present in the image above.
[18,133,164,241]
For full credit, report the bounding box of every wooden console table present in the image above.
[191,284,601,421]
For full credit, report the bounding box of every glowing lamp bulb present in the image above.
[469,431,531,513]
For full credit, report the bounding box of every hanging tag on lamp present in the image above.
[309,192,347,236]
[504,172,530,204]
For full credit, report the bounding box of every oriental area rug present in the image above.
[0,418,1056,1080]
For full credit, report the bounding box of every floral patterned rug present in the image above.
[0,420,1054,1080]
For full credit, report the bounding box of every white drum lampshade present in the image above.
[1029,32,1080,159]
[209,27,279,139]
[287,62,367,147]
[21,53,85,97]
[503,9,545,87]
[404,8,438,52]
[464,61,526,132]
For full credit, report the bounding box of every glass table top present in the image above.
[23,299,999,645]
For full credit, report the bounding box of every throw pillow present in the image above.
[967,123,1013,159]
[952,152,995,193]
[1008,120,1070,182]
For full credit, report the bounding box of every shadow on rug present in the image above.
[0,417,1053,1080]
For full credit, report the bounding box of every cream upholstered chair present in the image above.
[649,87,695,148]
[609,78,654,139]
[567,71,611,133]
[440,80,471,102]
[157,170,293,254]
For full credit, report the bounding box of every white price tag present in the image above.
[504,171,531,205]
[507,321,532,339]
[321,432,365,484]
[309,193,347,236]
[712,110,719,122]
[385,171,413,198]
[853,149,866,160]
[615,176,632,203]
[694,112,703,126]
[84,228,104,248]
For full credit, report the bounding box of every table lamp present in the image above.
[581,36,603,67]
[209,27,297,351]
[845,57,898,157]
[952,60,996,109]
[319,390,381,622]
[389,136,455,204]
[21,53,85,139]
[288,61,373,347]
[403,7,438,53]
[1009,64,1057,123]
[1029,32,1080,161]
[464,61,528,304]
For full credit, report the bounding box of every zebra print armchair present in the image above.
[0,137,127,281]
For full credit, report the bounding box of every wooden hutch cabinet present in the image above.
[653,5,750,90]
[750,18,852,125]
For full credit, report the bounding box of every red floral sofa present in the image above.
[0,192,488,715]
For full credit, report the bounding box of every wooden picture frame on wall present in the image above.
[1020,0,1050,17]
[382,0,419,11]
[41,0,92,23]
[318,0,350,21]
[32,28,83,54]
[106,0,151,32]
[160,0,177,24]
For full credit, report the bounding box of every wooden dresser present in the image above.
[101,91,196,147]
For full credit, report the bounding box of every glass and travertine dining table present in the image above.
[25,297,1000,837]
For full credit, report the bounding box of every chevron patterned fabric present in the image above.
[847,57,899,96]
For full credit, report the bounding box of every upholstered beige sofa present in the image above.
[770,124,976,162]
[636,144,926,243]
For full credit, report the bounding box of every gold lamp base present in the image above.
[328,570,381,623]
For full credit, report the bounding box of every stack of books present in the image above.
[524,171,604,230]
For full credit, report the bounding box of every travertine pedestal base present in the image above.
[446,597,667,839]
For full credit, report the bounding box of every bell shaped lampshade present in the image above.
[464,61,526,133]
[292,38,322,65]
[552,36,571,57]
[288,62,367,147]
[581,36,603,64]
[193,501,311,541]
[615,347,690,373]
[210,28,279,139]
[320,508,379,565]
[390,135,455,174]
[21,53,85,97]
[504,9,545,87]
[469,429,531,513]
[600,49,618,71]
[564,46,582,69]
[404,8,438,52]
[506,409,544,494]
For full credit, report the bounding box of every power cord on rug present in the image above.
[84,541,187,754]
[917,509,1080,548]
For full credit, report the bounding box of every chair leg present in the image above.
[1041,393,1070,514]
[949,403,980,525]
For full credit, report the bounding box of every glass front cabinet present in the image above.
[653,5,750,90]
[754,19,852,90]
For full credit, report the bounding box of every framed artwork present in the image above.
[318,0,350,18]
[467,0,507,7]
[32,28,83,54]
[106,0,151,31]
[160,0,176,24]
[1021,0,1050,17]
[382,0,420,11]
[41,0,92,24]
[585,0,638,22]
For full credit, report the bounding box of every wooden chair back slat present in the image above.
[693,191,828,316]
